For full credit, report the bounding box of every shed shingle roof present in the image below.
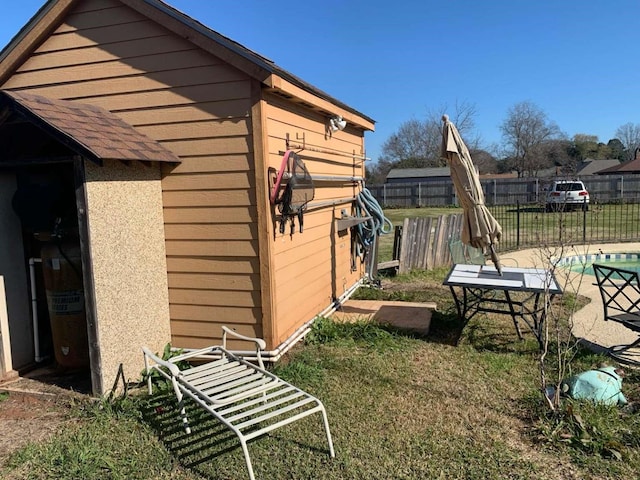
[2,90,181,165]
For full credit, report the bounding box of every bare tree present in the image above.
[614,122,640,160]
[379,119,439,168]
[428,100,479,148]
[378,101,479,170]
[500,101,561,177]
[468,148,498,174]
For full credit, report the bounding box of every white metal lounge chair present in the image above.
[142,326,335,480]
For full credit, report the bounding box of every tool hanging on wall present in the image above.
[270,150,315,234]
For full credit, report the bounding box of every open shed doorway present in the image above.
[0,90,180,396]
[0,161,92,394]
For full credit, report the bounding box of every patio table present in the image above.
[443,264,562,348]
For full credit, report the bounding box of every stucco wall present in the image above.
[84,159,171,394]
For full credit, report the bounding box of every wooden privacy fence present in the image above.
[370,174,640,207]
[387,214,464,273]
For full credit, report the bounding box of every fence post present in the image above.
[558,215,563,244]
[516,201,520,249]
[383,184,387,206]
[582,197,587,242]
[392,225,402,262]
[398,218,410,273]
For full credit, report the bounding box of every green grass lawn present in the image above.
[3,269,640,480]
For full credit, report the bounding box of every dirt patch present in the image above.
[0,391,76,463]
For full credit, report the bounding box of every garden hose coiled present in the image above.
[354,188,393,282]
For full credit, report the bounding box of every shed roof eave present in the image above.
[122,0,274,80]
[0,0,75,85]
[0,0,375,129]
[126,0,375,130]
[266,74,375,131]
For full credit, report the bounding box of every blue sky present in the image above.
[1,1,639,163]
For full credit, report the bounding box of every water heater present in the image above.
[41,242,89,369]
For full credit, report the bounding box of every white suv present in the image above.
[545,180,590,212]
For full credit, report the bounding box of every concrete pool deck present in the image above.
[506,242,640,360]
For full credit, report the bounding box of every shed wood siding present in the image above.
[1,0,262,348]
[264,93,365,344]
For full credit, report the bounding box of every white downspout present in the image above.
[29,258,45,362]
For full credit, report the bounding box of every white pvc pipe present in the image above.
[29,258,45,363]
[178,279,364,363]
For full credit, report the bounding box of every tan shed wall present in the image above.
[2,0,370,357]
[1,0,261,350]
[84,160,171,394]
[263,93,366,345]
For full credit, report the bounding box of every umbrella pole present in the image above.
[489,244,503,276]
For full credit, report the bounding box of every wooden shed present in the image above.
[0,0,375,395]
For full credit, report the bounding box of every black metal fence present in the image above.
[488,201,640,252]
[370,175,640,207]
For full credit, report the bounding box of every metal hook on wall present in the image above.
[285,132,306,153]
[294,132,305,153]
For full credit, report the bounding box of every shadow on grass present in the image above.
[424,309,466,346]
[323,302,541,352]
[462,320,541,354]
[138,389,333,480]
[139,391,250,478]
[408,302,534,352]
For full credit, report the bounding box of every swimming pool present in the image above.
[557,253,640,276]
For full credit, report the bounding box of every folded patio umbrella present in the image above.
[441,115,503,274]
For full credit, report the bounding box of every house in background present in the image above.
[596,150,640,175]
[385,167,451,184]
[0,0,374,395]
[575,158,621,176]
[479,172,518,180]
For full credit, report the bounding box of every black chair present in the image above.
[593,263,640,365]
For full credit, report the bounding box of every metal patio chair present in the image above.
[447,234,518,268]
[593,263,640,365]
[143,327,335,480]
[448,236,486,265]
